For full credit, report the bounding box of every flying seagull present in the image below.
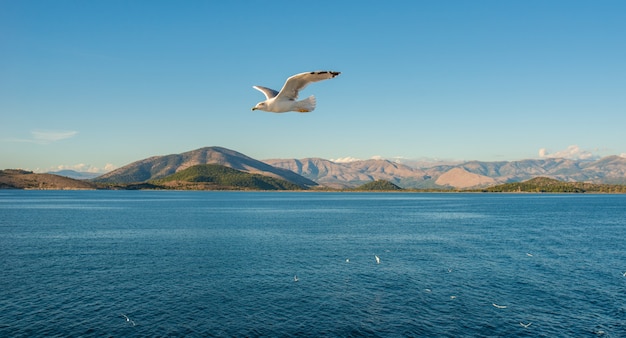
[375,255,380,264]
[252,71,340,113]
[520,322,532,328]
[492,303,507,309]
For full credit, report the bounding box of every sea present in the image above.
[1,191,625,337]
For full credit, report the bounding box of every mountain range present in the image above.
[265,155,626,188]
[89,146,626,189]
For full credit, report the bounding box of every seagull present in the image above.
[520,322,532,328]
[526,253,533,257]
[252,71,340,113]
[375,255,380,264]
[294,275,299,282]
[121,314,136,326]
[346,258,350,263]
[492,303,507,309]
[622,271,626,277]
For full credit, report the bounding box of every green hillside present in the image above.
[354,180,403,191]
[483,177,626,193]
[0,169,97,190]
[151,164,306,190]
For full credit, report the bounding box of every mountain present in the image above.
[48,170,100,180]
[578,155,626,184]
[151,164,305,190]
[93,146,317,188]
[265,156,626,189]
[0,169,97,190]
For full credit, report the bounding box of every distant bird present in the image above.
[121,314,136,326]
[375,255,380,264]
[526,253,533,257]
[345,258,350,263]
[252,71,340,113]
[622,271,626,277]
[294,275,299,282]
[450,295,457,299]
[424,289,432,293]
[492,303,507,309]
[520,322,532,328]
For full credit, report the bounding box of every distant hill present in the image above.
[0,169,97,190]
[48,170,100,180]
[354,180,403,191]
[435,167,498,189]
[152,164,306,190]
[93,147,317,188]
[482,177,626,193]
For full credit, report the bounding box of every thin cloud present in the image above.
[31,130,78,143]
[2,130,79,145]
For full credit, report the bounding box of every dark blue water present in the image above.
[1,191,625,337]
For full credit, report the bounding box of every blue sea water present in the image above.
[1,191,625,337]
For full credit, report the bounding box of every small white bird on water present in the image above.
[252,71,340,113]
[294,275,299,282]
[375,255,380,264]
[492,303,507,309]
[121,314,136,326]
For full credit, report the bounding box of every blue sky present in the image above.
[2,1,625,173]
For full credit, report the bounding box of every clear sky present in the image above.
[2,1,625,173]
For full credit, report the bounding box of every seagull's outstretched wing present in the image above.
[252,86,279,99]
[276,71,340,100]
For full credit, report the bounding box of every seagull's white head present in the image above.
[252,101,267,111]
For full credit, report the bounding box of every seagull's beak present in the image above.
[251,107,257,111]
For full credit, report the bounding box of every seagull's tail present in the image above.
[295,96,316,113]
